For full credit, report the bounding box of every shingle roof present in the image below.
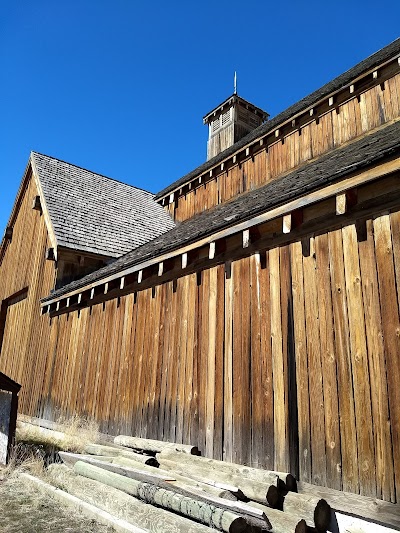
[43,119,400,302]
[156,37,400,200]
[31,152,175,258]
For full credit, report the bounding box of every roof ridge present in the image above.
[30,151,154,196]
[155,36,400,200]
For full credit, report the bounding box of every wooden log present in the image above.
[47,464,216,533]
[113,456,241,501]
[65,455,268,529]
[21,473,147,533]
[157,450,296,490]
[298,481,400,530]
[158,457,279,504]
[84,443,159,466]
[244,501,309,533]
[60,452,116,467]
[74,461,248,533]
[114,435,200,455]
[61,452,240,501]
[266,485,331,530]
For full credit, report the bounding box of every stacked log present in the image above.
[59,452,240,501]
[84,444,159,466]
[157,456,281,504]
[58,437,336,532]
[74,461,249,533]
[46,463,216,533]
[157,449,297,491]
[114,435,200,455]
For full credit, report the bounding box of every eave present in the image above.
[41,143,400,315]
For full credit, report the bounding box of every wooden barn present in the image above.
[2,38,400,509]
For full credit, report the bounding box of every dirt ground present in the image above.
[0,473,114,533]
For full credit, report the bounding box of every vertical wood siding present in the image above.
[0,176,55,414]
[167,75,400,222]
[22,208,400,503]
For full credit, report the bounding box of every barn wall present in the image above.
[35,205,400,503]
[166,73,400,222]
[0,175,55,413]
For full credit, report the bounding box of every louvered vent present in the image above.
[212,118,220,132]
[249,115,260,129]
[221,108,232,126]
[238,108,248,123]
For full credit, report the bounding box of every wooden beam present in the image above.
[336,190,357,215]
[32,195,41,210]
[242,229,250,248]
[77,294,82,305]
[66,298,70,308]
[282,214,292,234]
[137,270,143,283]
[104,283,109,295]
[350,84,355,94]
[169,193,174,204]
[45,248,55,261]
[209,242,216,259]
[181,253,188,269]
[336,193,347,215]
[158,262,164,277]
[120,277,125,290]
[90,288,95,300]
[4,227,13,240]
[329,97,334,106]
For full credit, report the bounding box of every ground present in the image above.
[0,469,113,533]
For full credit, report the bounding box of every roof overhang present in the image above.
[41,146,400,314]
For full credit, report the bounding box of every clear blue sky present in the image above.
[1,0,399,233]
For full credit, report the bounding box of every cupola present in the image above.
[203,93,269,160]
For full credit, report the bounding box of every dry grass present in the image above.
[16,414,100,454]
[0,416,112,531]
[0,474,113,532]
[0,446,113,532]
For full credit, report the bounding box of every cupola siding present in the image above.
[1,39,400,507]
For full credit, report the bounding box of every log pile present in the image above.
[37,432,398,532]
[56,435,332,532]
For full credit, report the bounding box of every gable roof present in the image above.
[43,119,400,303]
[156,37,400,200]
[31,152,175,258]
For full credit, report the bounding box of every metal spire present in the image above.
[234,71,237,95]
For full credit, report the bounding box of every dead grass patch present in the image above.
[16,414,100,454]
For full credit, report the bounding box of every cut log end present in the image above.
[314,498,331,532]
[286,474,298,492]
[146,457,159,467]
[295,519,308,533]
[266,485,280,508]
[229,517,248,533]
[190,447,201,456]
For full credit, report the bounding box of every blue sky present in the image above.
[1,0,399,233]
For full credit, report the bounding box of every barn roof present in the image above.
[42,118,400,302]
[156,37,400,200]
[31,152,175,258]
